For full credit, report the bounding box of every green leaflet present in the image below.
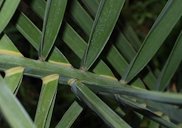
[81,0,125,70]
[34,74,59,128]
[142,69,157,90]
[62,23,114,76]
[79,0,99,17]
[78,0,139,62]
[69,79,131,128]
[92,59,115,76]
[145,100,182,123]
[16,12,69,63]
[119,22,141,51]
[62,24,85,58]
[116,96,177,128]
[0,34,24,97]
[21,1,115,77]
[71,0,155,91]
[67,1,128,77]
[79,0,139,57]
[55,101,83,128]
[39,0,67,60]
[73,0,157,90]
[49,48,70,64]
[67,0,146,90]
[123,0,182,82]
[0,0,20,33]
[0,34,23,56]
[70,0,93,36]
[4,67,24,94]
[63,1,115,76]
[16,12,40,49]
[0,0,181,127]
[114,28,136,63]
[106,45,128,75]
[156,31,182,90]
[29,0,45,19]
[0,75,35,128]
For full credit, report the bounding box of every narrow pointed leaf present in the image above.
[156,31,182,90]
[28,0,115,76]
[67,1,128,76]
[69,79,131,128]
[4,67,24,94]
[119,22,141,51]
[92,60,114,76]
[123,0,182,82]
[107,45,128,75]
[30,0,156,90]
[80,0,99,17]
[77,0,138,64]
[45,90,57,128]
[39,0,67,59]
[34,74,59,128]
[0,75,35,128]
[116,96,177,128]
[81,0,125,70]
[144,100,182,123]
[114,29,136,62]
[48,47,70,64]
[55,101,83,128]
[0,34,23,57]
[142,68,157,90]
[62,24,85,58]
[69,0,156,90]
[69,0,130,73]
[70,0,93,36]
[16,13,40,49]
[16,13,69,63]
[29,0,46,19]
[0,0,20,33]
[62,24,114,76]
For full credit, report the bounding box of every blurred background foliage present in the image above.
[123,0,167,39]
[1,0,181,127]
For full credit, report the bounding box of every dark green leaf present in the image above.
[55,101,83,128]
[39,0,67,59]
[81,0,125,70]
[34,74,59,128]
[156,31,182,90]
[16,13,69,63]
[0,0,20,33]
[0,75,35,128]
[4,67,24,94]
[116,95,177,128]
[69,79,131,128]
[0,34,23,56]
